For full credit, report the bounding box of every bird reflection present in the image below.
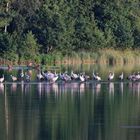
[95,83,101,94]
[21,81,24,93]
[11,83,17,92]
[71,82,79,94]
[132,82,140,95]
[0,83,4,94]
[79,83,85,94]
[51,83,58,94]
[44,83,51,94]
[24,84,31,94]
[138,83,140,97]
[109,82,114,95]
[37,82,43,96]
[120,82,124,94]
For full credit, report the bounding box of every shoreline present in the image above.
[0,49,140,66]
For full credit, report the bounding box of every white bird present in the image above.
[11,75,17,82]
[46,71,55,80]
[79,74,85,82]
[71,71,79,79]
[108,72,114,81]
[37,71,44,80]
[42,71,47,79]
[135,72,140,80]
[0,75,4,83]
[60,72,71,82]
[83,72,90,81]
[20,69,24,78]
[25,73,30,82]
[93,72,101,81]
[64,73,71,81]
[49,76,59,83]
[119,72,123,80]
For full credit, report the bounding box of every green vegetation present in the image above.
[0,0,140,64]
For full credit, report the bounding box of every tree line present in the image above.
[0,0,140,62]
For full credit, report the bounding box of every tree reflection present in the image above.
[1,82,140,140]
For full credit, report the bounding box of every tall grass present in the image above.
[47,49,140,66]
[0,49,140,66]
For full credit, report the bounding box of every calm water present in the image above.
[0,64,140,140]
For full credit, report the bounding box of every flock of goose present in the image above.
[0,70,140,83]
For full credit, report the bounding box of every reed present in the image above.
[0,49,140,66]
[48,49,140,66]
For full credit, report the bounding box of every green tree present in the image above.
[22,31,39,60]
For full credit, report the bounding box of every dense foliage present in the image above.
[0,0,140,61]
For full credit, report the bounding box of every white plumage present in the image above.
[11,75,17,81]
[108,72,114,81]
[0,75,4,83]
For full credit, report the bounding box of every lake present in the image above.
[0,64,140,140]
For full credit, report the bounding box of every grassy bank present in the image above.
[0,49,140,66]
[41,49,140,66]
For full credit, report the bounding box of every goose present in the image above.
[119,72,123,80]
[108,72,114,81]
[0,75,4,83]
[11,75,17,82]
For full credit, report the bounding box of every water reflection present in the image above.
[0,82,140,140]
[37,82,43,96]
[10,83,17,92]
[120,82,124,94]
[0,83,4,94]
[95,83,101,94]
[109,82,114,95]
[24,83,31,94]
[132,82,140,96]
[79,83,85,94]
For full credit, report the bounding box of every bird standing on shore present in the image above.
[119,72,123,80]
[0,75,4,83]
[71,71,79,80]
[93,72,101,81]
[79,73,85,82]
[37,71,44,81]
[108,72,114,81]
[25,73,31,82]
[20,69,24,78]
[11,75,17,82]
